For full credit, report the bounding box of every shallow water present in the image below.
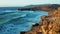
[0,10,48,34]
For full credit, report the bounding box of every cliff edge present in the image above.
[20,6,60,34]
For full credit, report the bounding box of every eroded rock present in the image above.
[20,6,60,34]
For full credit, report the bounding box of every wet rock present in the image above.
[20,31,26,34]
[32,23,39,27]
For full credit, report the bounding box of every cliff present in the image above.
[18,4,60,11]
[20,5,60,34]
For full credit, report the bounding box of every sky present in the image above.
[0,0,60,7]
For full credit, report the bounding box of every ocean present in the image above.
[0,7,48,34]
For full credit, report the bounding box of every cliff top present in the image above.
[18,4,60,11]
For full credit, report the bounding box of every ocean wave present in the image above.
[0,10,48,34]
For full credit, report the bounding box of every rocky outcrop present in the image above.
[18,4,60,11]
[20,5,60,34]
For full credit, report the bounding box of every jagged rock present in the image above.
[20,6,60,34]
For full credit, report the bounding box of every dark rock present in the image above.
[20,32,26,34]
[32,23,39,27]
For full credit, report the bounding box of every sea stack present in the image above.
[20,5,60,34]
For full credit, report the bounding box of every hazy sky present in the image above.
[0,0,60,7]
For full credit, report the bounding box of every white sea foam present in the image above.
[20,14,26,17]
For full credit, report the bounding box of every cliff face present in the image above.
[20,7,60,34]
[18,4,60,11]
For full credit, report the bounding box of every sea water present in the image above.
[0,9,48,34]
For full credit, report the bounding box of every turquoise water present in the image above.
[0,10,48,34]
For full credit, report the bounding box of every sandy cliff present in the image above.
[20,6,60,34]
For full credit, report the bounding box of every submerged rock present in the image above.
[20,5,60,34]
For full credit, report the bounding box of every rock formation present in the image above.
[20,5,60,34]
[18,4,60,11]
